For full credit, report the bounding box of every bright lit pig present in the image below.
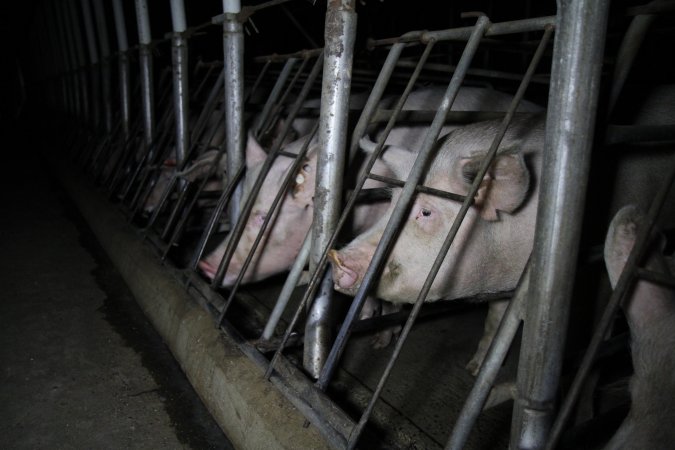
[602,205,675,449]
[197,132,391,286]
[329,115,545,302]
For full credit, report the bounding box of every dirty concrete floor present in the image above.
[0,134,233,449]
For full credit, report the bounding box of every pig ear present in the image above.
[246,132,268,168]
[461,152,530,221]
[291,148,318,205]
[379,145,417,180]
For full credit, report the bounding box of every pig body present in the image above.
[602,205,675,449]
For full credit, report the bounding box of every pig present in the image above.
[602,205,675,449]
[329,85,675,369]
[142,150,228,215]
[329,114,545,302]
[197,86,543,289]
[142,107,228,215]
[141,100,320,215]
[197,131,392,285]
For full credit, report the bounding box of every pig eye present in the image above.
[421,208,431,217]
[252,212,267,227]
[302,163,312,173]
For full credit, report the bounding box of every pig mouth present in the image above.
[327,249,360,292]
[198,259,217,280]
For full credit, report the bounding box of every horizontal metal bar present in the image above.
[253,48,325,63]
[368,15,556,48]
[370,109,539,125]
[366,173,467,202]
[636,267,675,289]
[395,59,551,85]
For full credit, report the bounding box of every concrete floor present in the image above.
[0,144,232,449]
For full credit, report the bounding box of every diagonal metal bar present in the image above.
[264,33,436,383]
[210,53,324,288]
[348,23,552,449]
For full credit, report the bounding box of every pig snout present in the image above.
[327,249,369,295]
[198,258,218,280]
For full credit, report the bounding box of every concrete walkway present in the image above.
[0,138,232,449]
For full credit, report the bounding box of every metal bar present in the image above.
[216,122,318,320]
[317,17,491,394]
[261,230,313,341]
[209,53,323,289]
[253,48,324,63]
[170,0,190,167]
[112,0,131,138]
[446,264,530,449]
[243,59,271,105]
[395,59,550,85]
[367,15,556,48]
[189,164,246,270]
[607,1,658,117]
[545,164,675,449]
[347,33,422,161]
[251,58,299,138]
[66,0,90,124]
[349,24,552,449]
[80,0,100,131]
[264,33,435,383]
[221,1,245,225]
[304,0,358,379]
[366,173,465,202]
[135,0,155,147]
[92,0,112,133]
[510,1,610,448]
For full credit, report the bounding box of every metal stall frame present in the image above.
[257,13,561,450]
[39,1,675,449]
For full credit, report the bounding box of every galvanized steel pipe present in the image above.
[111,0,131,137]
[92,0,113,133]
[170,0,190,166]
[80,0,101,131]
[304,0,358,378]
[135,0,155,147]
[510,1,610,448]
[219,1,245,223]
[66,0,90,122]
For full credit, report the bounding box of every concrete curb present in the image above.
[54,161,331,450]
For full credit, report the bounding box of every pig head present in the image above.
[329,114,545,303]
[198,132,390,286]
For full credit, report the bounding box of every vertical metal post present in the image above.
[510,1,610,448]
[304,0,357,378]
[80,0,101,131]
[170,0,190,166]
[66,0,90,122]
[220,0,245,223]
[135,0,155,147]
[50,2,74,116]
[111,0,131,138]
[92,0,113,133]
